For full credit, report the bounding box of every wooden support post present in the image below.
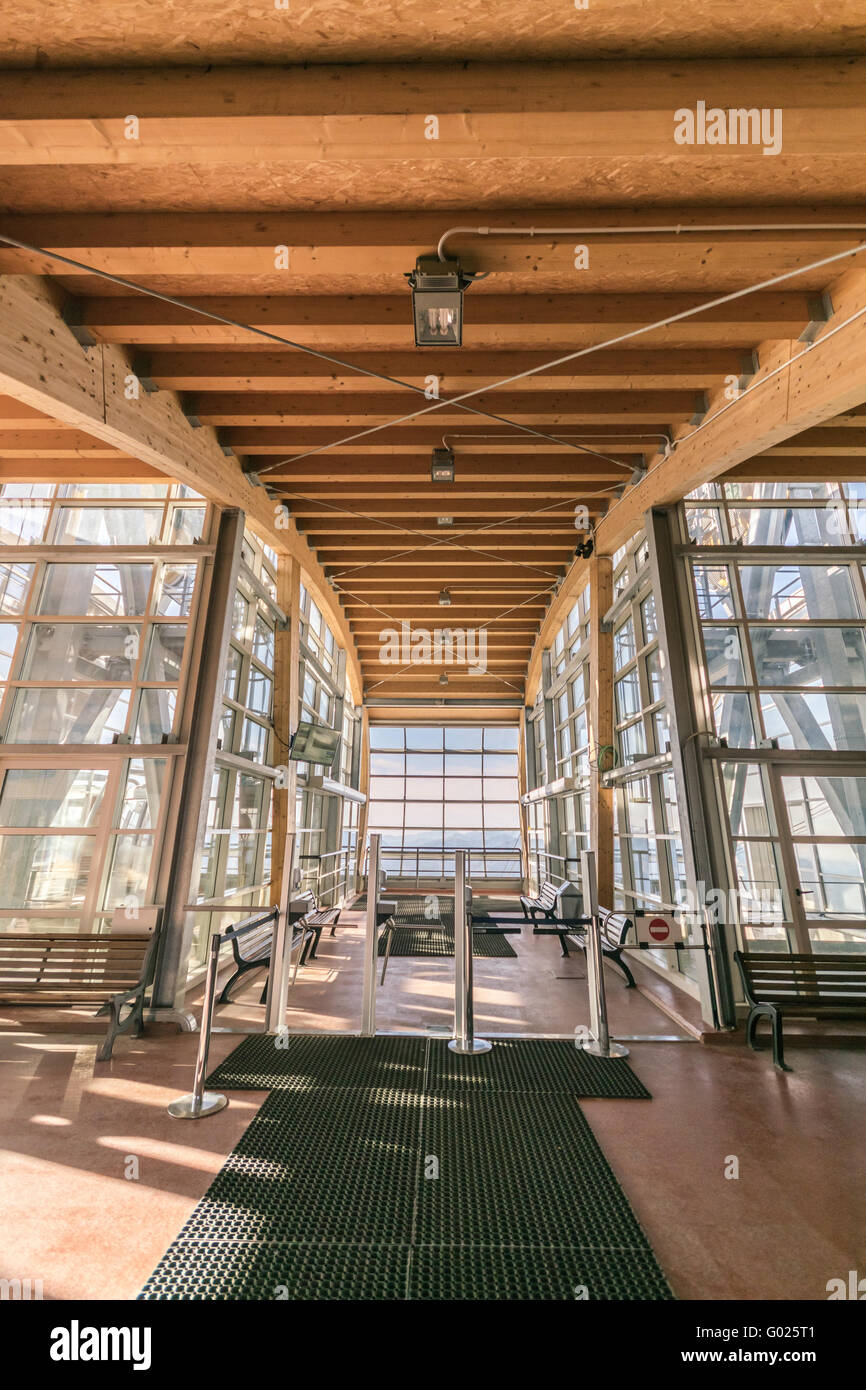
[589,555,614,909]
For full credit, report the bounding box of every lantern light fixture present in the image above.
[405,255,477,347]
[431,447,455,483]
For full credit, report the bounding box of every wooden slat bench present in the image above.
[734,950,866,1071]
[520,880,565,925]
[0,925,159,1061]
[219,912,315,1003]
[552,907,636,987]
[290,889,342,943]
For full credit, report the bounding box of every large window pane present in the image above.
[52,507,163,545]
[7,687,130,743]
[0,767,108,828]
[0,504,49,545]
[22,623,138,682]
[749,627,866,687]
[781,775,866,838]
[0,833,93,906]
[740,564,857,621]
[761,692,866,751]
[38,563,152,617]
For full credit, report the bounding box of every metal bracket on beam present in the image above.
[180,394,203,428]
[61,297,97,349]
[799,292,834,344]
[689,392,710,426]
[131,353,159,394]
[738,350,760,392]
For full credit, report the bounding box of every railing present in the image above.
[298,848,355,907]
[363,844,523,889]
[526,849,573,897]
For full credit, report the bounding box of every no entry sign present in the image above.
[633,909,685,946]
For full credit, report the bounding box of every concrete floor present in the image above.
[0,905,863,1301]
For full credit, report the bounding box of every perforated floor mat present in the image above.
[377,927,517,958]
[425,1037,651,1099]
[143,1036,669,1299]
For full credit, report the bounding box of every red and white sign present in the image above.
[633,909,685,946]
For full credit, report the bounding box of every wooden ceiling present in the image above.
[2,13,866,699]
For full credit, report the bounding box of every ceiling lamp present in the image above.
[438,587,452,606]
[431,447,455,483]
[437,515,454,527]
[405,255,474,346]
[439,672,449,687]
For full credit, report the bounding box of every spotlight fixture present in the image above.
[439,672,449,687]
[438,587,452,607]
[405,255,475,346]
[574,538,594,560]
[431,447,455,483]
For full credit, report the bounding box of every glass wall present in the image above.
[609,534,691,978]
[684,480,866,956]
[366,724,522,884]
[294,584,360,906]
[524,587,591,895]
[188,530,279,971]
[0,482,209,934]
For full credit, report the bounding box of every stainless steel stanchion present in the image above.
[264,830,296,1034]
[579,850,629,1060]
[449,849,492,1055]
[168,930,229,1118]
[360,832,380,1036]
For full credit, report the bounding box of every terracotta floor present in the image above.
[0,908,863,1301]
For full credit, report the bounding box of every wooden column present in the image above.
[271,556,302,902]
[589,554,614,908]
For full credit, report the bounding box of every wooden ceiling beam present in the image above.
[71,292,813,350]
[3,210,865,284]
[188,389,695,425]
[1,61,864,171]
[140,347,751,392]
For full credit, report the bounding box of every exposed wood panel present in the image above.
[2,2,864,69]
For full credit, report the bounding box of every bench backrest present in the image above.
[735,950,866,1005]
[599,911,633,949]
[538,881,559,910]
[233,921,276,963]
[0,931,155,996]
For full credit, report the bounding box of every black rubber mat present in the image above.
[377,927,517,959]
[206,1032,427,1092]
[144,1036,669,1300]
[426,1037,651,1099]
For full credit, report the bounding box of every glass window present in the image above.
[6,687,131,744]
[0,833,94,907]
[750,627,866,688]
[52,507,163,546]
[38,563,152,617]
[142,624,186,682]
[0,563,34,616]
[21,623,138,683]
[0,767,108,828]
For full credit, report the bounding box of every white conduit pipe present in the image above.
[437,222,866,261]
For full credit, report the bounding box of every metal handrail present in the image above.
[168,907,279,1120]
